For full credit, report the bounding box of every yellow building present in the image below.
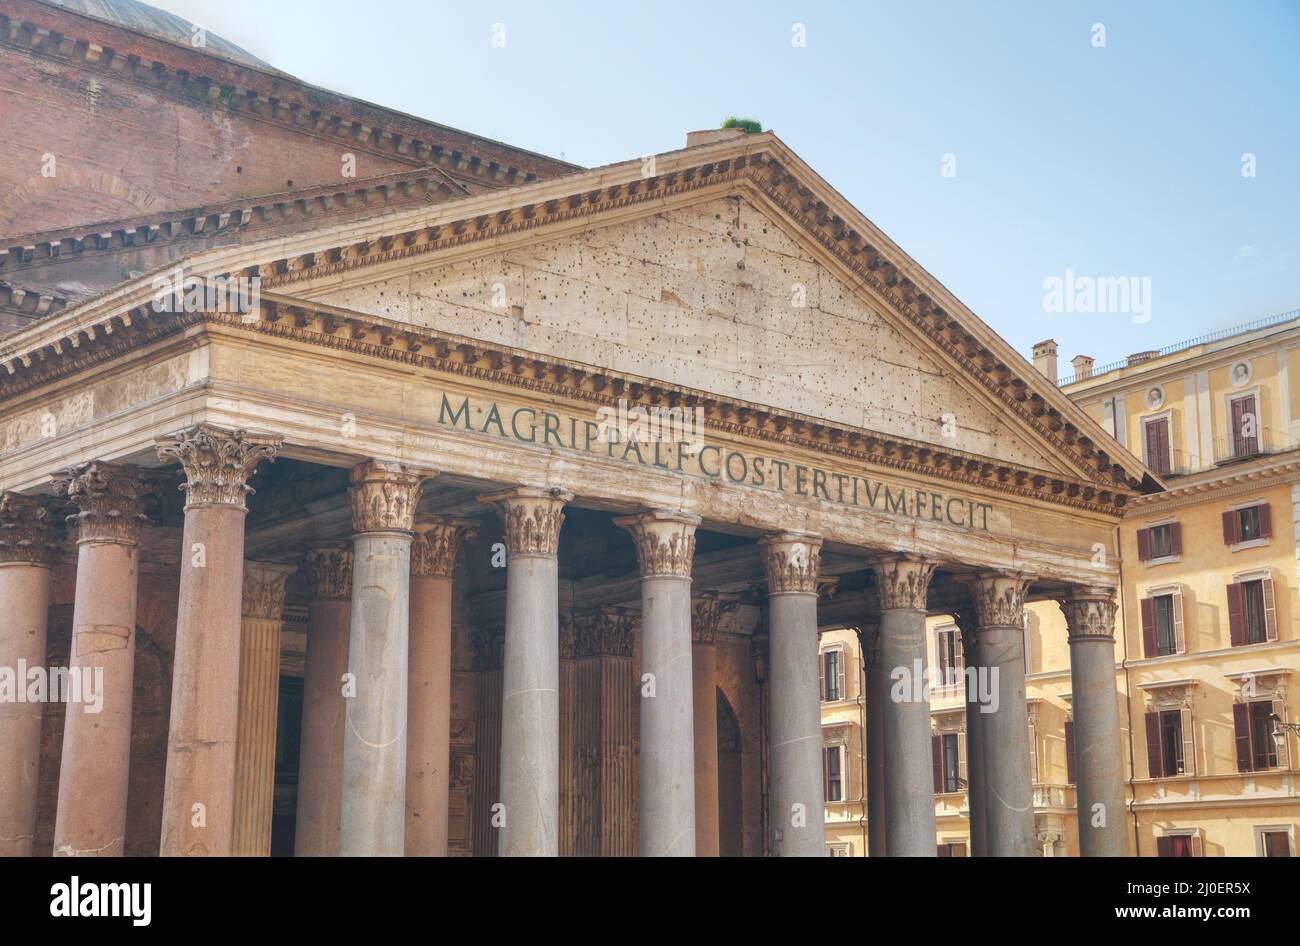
[822,311,1300,857]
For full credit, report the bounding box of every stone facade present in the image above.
[0,0,1156,858]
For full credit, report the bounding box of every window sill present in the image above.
[1144,555,1181,567]
[1230,538,1269,552]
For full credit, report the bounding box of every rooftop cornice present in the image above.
[0,132,1152,499]
[1128,451,1300,509]
[0,291,1136,516]
[1,0,579,193]
[0,165,468,274]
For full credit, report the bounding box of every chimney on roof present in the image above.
[1031,339,1058,383]
[686,127,747,148]
[1070,354,1094,380]
[1127,350,1159,366]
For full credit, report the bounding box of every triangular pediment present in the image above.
[0,132,1155,509]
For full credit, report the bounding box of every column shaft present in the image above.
[481,486,571,857]
[1062,591,1128,856]
[294,543,352,856]
[760,532,825,857]
[873,555,938,857]
[962,627,988,857]
[405,517,477,856]
[692,638,719,856]
[51,464,145,857]
[0,493,57,856]
[231,562,294,856]
[158,425,280,857]
[861,626,887,857]
[964,573,1036,857]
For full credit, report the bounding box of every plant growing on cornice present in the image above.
[722,117,762,134]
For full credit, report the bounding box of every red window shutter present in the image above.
[1222,510,1239,545]
[1137,528,1152,561]
[1145,712,1164,778]
[1241,396,1259,453]
[1233,702,1254,772]
[1259,503,1272,538]
[1156,836,1174,857]
[1227,582,1246,646]
[1263,578,1278,641]
[1170,522,1182,555]
[1140,597,1158,657]
[952,842,967,857]
[1065,719,1077,784]
[932,735,943,793]
[937,844,950,857]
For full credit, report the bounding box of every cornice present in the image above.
[0,2,576,199]
[1128,456,1300,512]
[0,302,1136,515]
[0,166,468,277]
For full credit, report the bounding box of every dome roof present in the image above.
[39,0,277,72]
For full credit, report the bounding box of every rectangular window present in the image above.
[1230,394,1259,457]
[1261,831,1291,858]
[1154,595,1177,656]
[821,649,842,702]
[942,733,961,793]
[935,627,962,686]
[1238,505,1263,542]
[1157,835,1197,857]
[1149,524,1173,558]
[824,746,843,802]
[937,842,967,857]
[1146,708,1189,777]
[1243,579,1268,644]
[1144,417,1171,474]
[1250,702,1278,770]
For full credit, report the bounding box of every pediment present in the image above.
[0,132,1155,510]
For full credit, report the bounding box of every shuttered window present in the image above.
[1229,578,1277,646]
[935,626,962,686]
[820,648,845,702]
[1223,503,1272,546]
[1144,417,1172,474]
[1157,835,1198,857]
[824,746,843,802]
[1230,395,1259,457]
[1146,709,1191,777]
[1141,593,1183,657]
[1234,701,1282,772]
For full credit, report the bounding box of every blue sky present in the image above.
[152,0,1299,372]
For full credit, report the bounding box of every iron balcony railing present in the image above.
[1058,307,1300,386]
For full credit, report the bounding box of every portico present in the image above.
[0,132,1151,857]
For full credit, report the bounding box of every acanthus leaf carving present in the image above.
[156,424,282,510]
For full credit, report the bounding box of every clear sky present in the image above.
[149,0,1299,373]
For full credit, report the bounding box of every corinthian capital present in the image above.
[572,606,639,658]
[0,492,61,564]
[411,516,479,578]
[871,554,937,611]
[614,509,700,579]
[348,461,429,535]
[961,571,1035,628]
[1059,587,1118,643]
[52,462,148,546]
[156,424,282,510]
[759,531,822,595]
[692,591,741,644]
[303,542,352,600]
[241,561,297,620]
[478,486,572,557]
